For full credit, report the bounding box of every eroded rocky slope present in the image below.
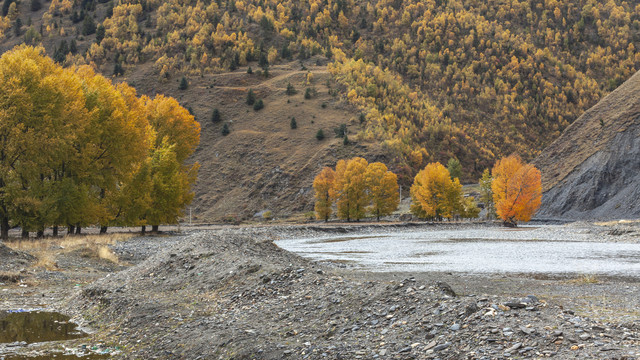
[535,70,640,220]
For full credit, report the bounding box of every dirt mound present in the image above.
[0,243,34,272]
[68,228,640,359]
[534,70,640,220]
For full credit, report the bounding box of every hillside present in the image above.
[2,0,640,220]
[168,61,384,221]
[534,70,640,220]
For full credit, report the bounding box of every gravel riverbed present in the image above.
[2,222,640,359]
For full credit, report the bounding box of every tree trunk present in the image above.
[1,215,8,241]
[151,225,159,233]
[503,219,517,228]
[53,226,58,237]
[100,226,107,234]
[37,229,44,238]
[21,229,29,239]
[141,225,146,235]
[75,225,81,235]
[68,225,75,235]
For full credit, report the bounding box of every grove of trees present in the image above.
[313,155,540,225]
[0,45,200,239]
[313,157,399,222]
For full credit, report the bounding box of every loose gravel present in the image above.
[60,224,640,359]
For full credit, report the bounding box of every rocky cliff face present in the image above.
[534,71,640,220]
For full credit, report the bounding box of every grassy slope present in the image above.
[127,60,382,220]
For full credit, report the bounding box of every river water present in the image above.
[275,225,640,277]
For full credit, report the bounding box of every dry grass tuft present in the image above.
[0,271,21,283]
[5,233,134,269]
[34,251,58,270]
[568,274,600,284]
[97,245,119,263]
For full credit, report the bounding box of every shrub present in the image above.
[247,66,252,74]
[290,117,297,129]
[316,129,325,141]
[334,124,347,138]
[286,82,296,95]
[246,89,255,105]
[221,123,230,136]
[262,210,273,221]
[343,134,349,145]
[211,108,221,123]
[95,25,105,43]
[113,62,124,76]
[304,87,312,99]
[253,99,264,111]
[179,76,188,90]
[30,0,41,11]
[82,15,96,36]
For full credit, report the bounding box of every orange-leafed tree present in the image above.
[491,155,542,226]
[313,167,335,222]
[365,162,399,221]
[410,162,463,220]
[333,157,369,221]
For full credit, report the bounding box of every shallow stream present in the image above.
[275,225,640,277]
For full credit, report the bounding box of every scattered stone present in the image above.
[505,343,522,353]
[436,281,456,297]
[504,301,526,309]
[425,341,437,350]
[464,302,479,317]
[433,342,451,351]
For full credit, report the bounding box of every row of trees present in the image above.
[314,155,542,226]
[313,157,399,222]
[0,45,200,239]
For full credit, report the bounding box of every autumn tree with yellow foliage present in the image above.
[313,167,335,222]
[491,155,542,227]
[333,157,369,222]
[365,162,399,221]
[410,162,465,220]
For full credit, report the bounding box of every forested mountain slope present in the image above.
[2,0,640,220]
[534,69,640,220]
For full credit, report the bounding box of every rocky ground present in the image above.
[1,223,640,359]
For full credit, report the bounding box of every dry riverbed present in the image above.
[1,222,640,359]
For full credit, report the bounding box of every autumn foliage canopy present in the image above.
[313,157,398,221]
[0,45,200,239]
[491,155,542,226]
[410,162,479,220]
